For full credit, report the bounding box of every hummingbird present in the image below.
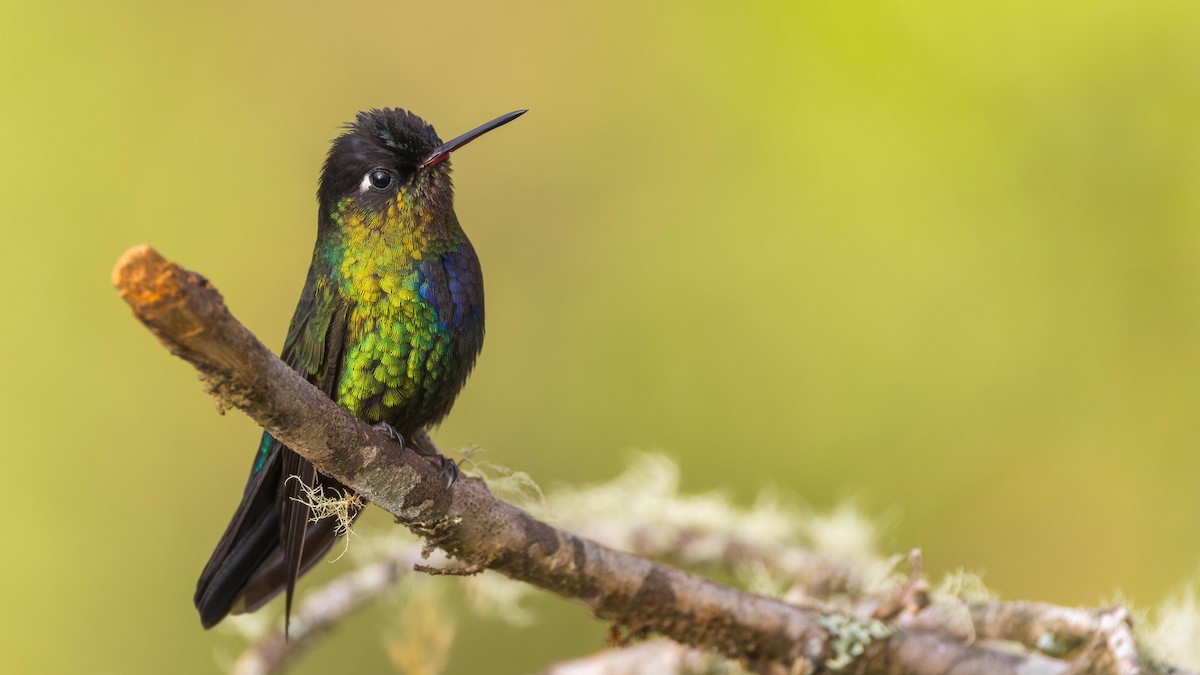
[194,107,525,630]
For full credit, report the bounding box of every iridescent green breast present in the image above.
[338,282,456,423]
[327,195,484,429]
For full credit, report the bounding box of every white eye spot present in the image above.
[361,168,393,192]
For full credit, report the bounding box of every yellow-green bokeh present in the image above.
[3,1,1200,672]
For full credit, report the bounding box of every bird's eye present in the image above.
[368,169,392,189]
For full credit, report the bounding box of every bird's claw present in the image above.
[437,455,459,490]
[374,423,457,490]
[373,422,405,449]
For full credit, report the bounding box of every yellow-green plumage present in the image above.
[329,189,478,422]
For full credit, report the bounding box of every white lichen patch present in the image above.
[394,499,435,522]
[1034,631,1070,657]
[1141,581,1200,669]
[932,567,991,604]
[926,568,993,644]
[817,614,893,670]
[458,445,546,516]
[541,452,896,596]
[287,474,365,561]
[546,452,800,545]
[375,465,422,514]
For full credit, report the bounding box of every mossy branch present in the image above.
[113,245,1196,675]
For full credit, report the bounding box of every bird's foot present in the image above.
[375,424,458,490]
[372,421,406,449]
[410,430,459,490]
[434,455,459,490]
[413,446,458,490]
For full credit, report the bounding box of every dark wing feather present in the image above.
[195,263,357,630]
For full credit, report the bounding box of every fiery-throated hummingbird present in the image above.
[195,107,525,629]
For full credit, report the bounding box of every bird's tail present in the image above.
[194,432,363,630]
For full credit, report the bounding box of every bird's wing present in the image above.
[194,263,354,631]
[274,269,353,626]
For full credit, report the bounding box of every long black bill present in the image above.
[420,109,527,169]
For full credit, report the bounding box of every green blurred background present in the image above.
[4,0,1200,672]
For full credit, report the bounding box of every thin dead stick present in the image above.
[232,548,424,675]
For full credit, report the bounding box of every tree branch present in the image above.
[114,245,1195,675]
[113,244,838,669]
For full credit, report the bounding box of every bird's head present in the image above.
[317,108,525,234]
